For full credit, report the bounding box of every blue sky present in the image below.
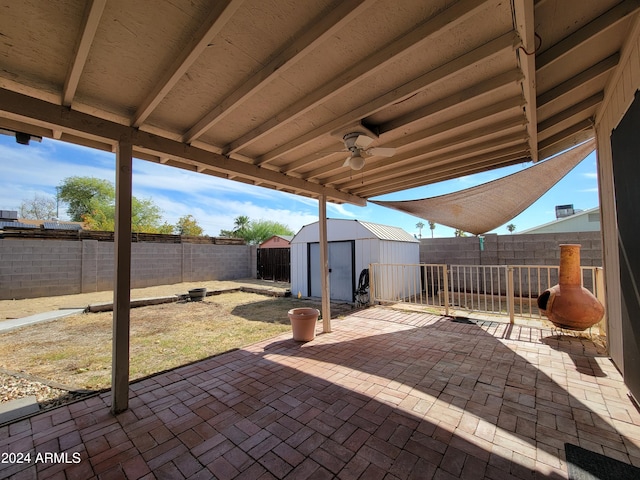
[0,134,599,238]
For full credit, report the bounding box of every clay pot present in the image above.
[288,307,319,341]
[537,244,604,330]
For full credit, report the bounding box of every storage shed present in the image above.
[291,219,419,302]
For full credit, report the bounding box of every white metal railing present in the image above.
[369,263,605,327]
[369,263,450,315]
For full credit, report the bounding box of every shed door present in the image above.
[308,241,354,301]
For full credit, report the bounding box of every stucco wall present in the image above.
[0,238,256,300]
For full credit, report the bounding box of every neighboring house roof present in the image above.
[18,219,85,230]
[518,207,600,234]
[260,234,294,246]
[0,217,85,231]
[0,221,38,229]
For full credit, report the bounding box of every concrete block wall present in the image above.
[183,244,254,282]
[0,239,83,299]
[420,231,602,267]
[0,239,256,300]
[96,242,114,292]
[131,243,183,288]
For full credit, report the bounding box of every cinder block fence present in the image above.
[419,231,602,266]
[0,238,257,300]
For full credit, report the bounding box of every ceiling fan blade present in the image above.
[342,156,352,167]
[354,134,374,149]
[366,147,396,157]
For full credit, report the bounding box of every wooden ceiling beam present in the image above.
[537,120,594,160]
[62,0,106,107]
[377,69,524,134]
[327,119,528,188]
[0,88,365,206]
[132,0,244,128]
[302,96,525,183]
[379,155,527,195]
[513,0,538,161]
[280,89,524,179]
[537,0,640,71]
[356,147,527,197]
[537,92,603,135]
[537,54,618,108]
[184,0,373,144]
[256,31,519,166]
[226,0,489,157]
[331,129,528,190]
[298,111,526,185]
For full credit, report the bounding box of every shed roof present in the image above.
[293,219,418,243]
[357,221,419,243]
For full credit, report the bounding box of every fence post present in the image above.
[595,267,607,336]
[443,265,450,316]
[507,266,515,324]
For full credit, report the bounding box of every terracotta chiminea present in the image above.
[537,244,604,330]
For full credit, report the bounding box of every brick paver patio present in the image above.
[1,306,639,479]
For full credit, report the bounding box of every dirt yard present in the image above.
[0,282,355,409]
[0,278,292,320]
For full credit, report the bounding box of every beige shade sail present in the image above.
[372,139,595,235]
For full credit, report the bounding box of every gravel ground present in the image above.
[0,370,95,414]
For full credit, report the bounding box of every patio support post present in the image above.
[111,138,133,414]
[319,194,331,332]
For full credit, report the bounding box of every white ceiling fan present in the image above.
[341,132,396,170]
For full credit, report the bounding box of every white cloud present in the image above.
[150,192,318,235]
[131,161,276,199]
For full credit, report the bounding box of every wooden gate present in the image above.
[257,248,290,282]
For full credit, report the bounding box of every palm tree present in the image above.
[233,215,250,236]
[507,223,516,234]
[428,221,436,238]
[416,221,425,238]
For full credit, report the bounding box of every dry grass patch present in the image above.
[0,292,353,391]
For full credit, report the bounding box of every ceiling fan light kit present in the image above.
[341,132,396,170]
[346,151,366,170]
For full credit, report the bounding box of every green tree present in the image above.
[234,216,250,235]
[454,229,467,237]
[18,193,57,219]
[506,223,516,234]
[131,197,164,233]
[244,219,293,244]
[81,204,114,231]
[220,217,293,244]
[58,177,114,222]
[57,176,171,233]
[175,214,204,236]
[415,221,424,239]
[220,215,250,238]
[428,220,436,238]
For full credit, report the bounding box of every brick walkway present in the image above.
[1,307,639,479]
